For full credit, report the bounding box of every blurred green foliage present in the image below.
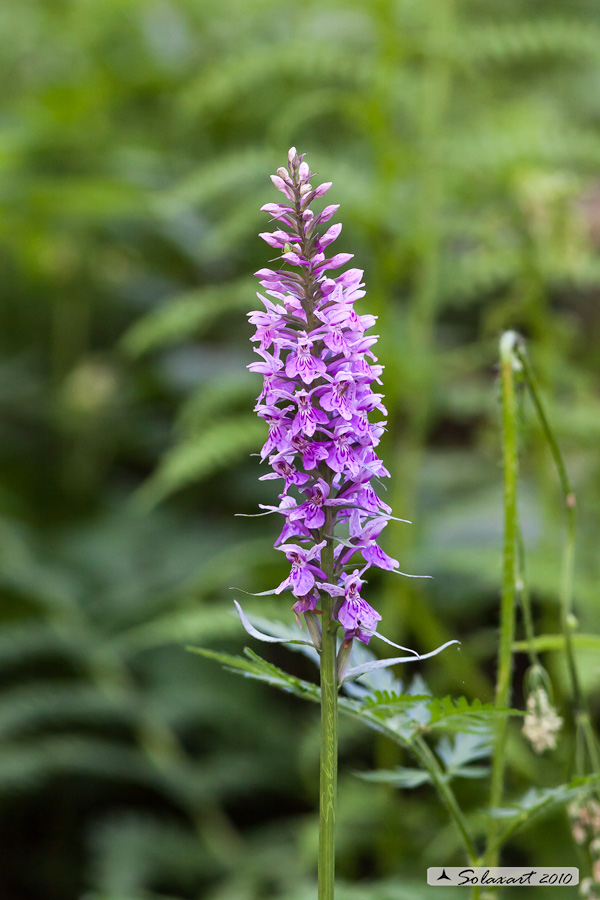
[1,0,599,898]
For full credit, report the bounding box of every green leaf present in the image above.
[233,600,315,647]
[436,731,492,781]
[344,640,459,682]
[121,280,254,357]
[357,767,432,789]
[135,416,265,506]
[489,773,600,852]
[427,695,521,732]
[188,646,322,704]
[358,690,433,713]
[513,633,600,653]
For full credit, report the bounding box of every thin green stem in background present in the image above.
[485,332,520,867]
[412,736,478,868]
[318,507,338,900]
[513,345,582,707]
[346,703,478,872]
[515,526,541,672]
[514,342,600,774]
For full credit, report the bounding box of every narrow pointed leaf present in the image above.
[343,640,460,682]
[233,600,313,645]
[367,630,420,655]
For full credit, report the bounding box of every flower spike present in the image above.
[247,150,455,669]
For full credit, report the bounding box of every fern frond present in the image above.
[438,247,520,307]
[177,377,255,436]
[443,119,600,172]
[427,695,519,731]
[135,415,265,507]
[88,812,211,897]
[0,736,158,794]
[0,622,81,670]
[457,20,600,67]
[0,683,134,740]
[116,606,242,655]
[121,279,254,357]
[157,147,276,215]
[180,41,373,119]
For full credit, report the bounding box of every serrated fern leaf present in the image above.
[426,696,521,732]
[359,690,433,712]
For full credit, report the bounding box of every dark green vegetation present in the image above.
[1,1,599,898]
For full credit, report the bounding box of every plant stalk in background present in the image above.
[485,332,600,882]
[248,149,409,897]
[485,331,520,866]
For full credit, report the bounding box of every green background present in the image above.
[0,1,599,898]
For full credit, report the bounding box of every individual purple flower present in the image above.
[285,333,327,384]
[248,148,406,649]
[258,496,312,545]
[342,512,399,571]
[290,388,328,437]
[258,454,310,495]
[318,372,357,421]
[319,570,382,644]
[274,541,327,597]
[290,434,329,471]
[291,590,319,625]
[288,478,346,531]
[255,404,292,459]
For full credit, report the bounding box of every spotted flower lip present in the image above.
[247,148,415,645]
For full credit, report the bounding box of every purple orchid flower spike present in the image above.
[242,148,457,680]
[237,147,464,900]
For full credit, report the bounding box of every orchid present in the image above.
[240,150,458,900]
[248,147,405,650]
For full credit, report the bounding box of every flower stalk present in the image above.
[247,149,457,896]
[512,338,599,784]
[318,573,338,900]
[249,148,403,898]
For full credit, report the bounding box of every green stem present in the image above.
[335,701,478,886]
[318,509,338,900]
[516,526,541,671]
[412,736,478,866]
[513,345,583,713]
[514,342,600,777]
[485,332,520,866]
